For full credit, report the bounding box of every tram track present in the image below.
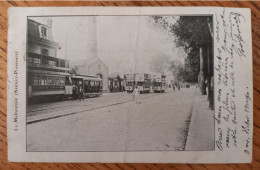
[29,104,82,113]
[29,92,165,113]
[27,92,168,125]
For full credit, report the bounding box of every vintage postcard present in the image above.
[7,7,253,163]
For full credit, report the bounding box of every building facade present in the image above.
[27,19,71,98]
[71,57,109,92]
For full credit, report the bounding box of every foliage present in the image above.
[183,50,200,83]
[169,60,184,83]
[172,16,212,53]
[149,16,212,83]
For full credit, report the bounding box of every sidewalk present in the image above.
[185,89,215,151]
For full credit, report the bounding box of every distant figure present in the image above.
[132,86,141,104]
[178,84,180,91]
[172,85,175,91]
[72,85,76,100]
[78,85,84,101]
[75,85,79,100]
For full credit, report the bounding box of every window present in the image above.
[48,60,56,67]
[60,60,65,68]
[47,76,53,85]
[33,58,41,64]
[53,77,59,85]
[154,82,161,86]
[40,26,47,39]
[28,57,33,64]
[137,82,143,86]
[126,82,133,86]
[42,49,49,56]
[60,77,65,86]
[84,82,88,93]
[40,76,47,85]
[33,76,39,85]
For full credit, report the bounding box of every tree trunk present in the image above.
[199,47,207,95]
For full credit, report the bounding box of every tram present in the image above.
[71,74,102,98]
[152,74,166,93]
[28,74,102,101]
[135,73,151,93]
[28,73,73,100]
[125,73,135,93]
[108,74,124,93]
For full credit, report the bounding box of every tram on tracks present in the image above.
[28,74,102,101]
[125,73,152,93]
[135,73,151,93]
[125,73,135,93]
[27,73,73,101]
[71,74,102,98]
[152,74,166,93]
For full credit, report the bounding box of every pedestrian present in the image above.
[172,85,175,91]
[79,85,84,101]
[75,85,79,100]
[132,86,141,104]
[72,85,76,100]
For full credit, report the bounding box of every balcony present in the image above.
[28,69,70,76]
[28,52,70,71]
[28,62,70,71]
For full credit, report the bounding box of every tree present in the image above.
[149,16,212,68]
[183,50,200,83]
[172,16,212,53]
[169,60,184,83]
[150,16,214,109]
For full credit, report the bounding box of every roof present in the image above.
[28,19,41,38]
[27,19,58,48]
[72,74,101,81]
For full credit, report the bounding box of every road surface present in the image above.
[27,87,198,151]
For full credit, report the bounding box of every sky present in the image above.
[30,16,186,74]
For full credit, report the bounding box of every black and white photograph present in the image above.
[7,7,253,163]
[26,15,214,152]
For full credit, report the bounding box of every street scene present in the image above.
[27,15,214,151]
